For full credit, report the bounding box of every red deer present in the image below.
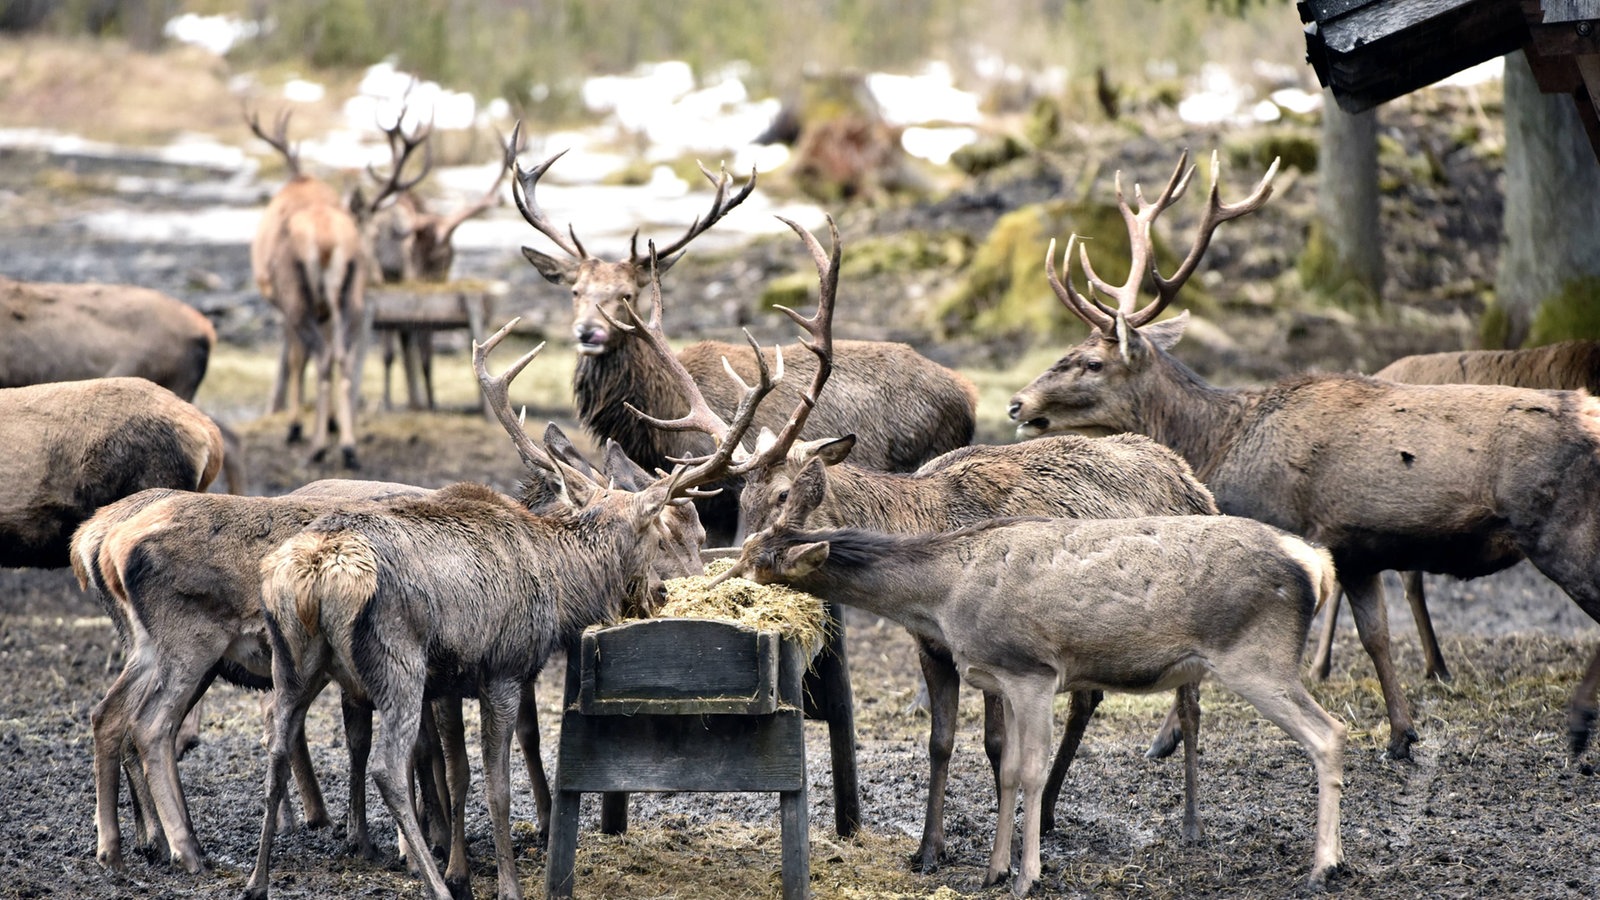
[247,107,427,469]
[507,126,978,543]
[241,315,765,900]
[1,377,223,569]
[719,458,1347,896]
[369,138,511,411]
[1008,150,1600,761]
[1309,340,1600,684]
[0,276,214,400]
[735,428,1218,870]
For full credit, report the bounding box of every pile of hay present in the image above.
[657,558,829,658]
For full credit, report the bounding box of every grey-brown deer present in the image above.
[720,457,1346,896]
[2,377,224,569]
[1308,340,1600,684]
[507,125,978,543]
[734,425,1218,871]
[1008,150,1600,761]
[247,106,427,468]
[241,311,764,900]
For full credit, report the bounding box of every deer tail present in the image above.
[261,530,379,637]
[1278,535,1339,619]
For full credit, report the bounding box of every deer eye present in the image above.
[776,489,789,504]
[1085,360,1103,372]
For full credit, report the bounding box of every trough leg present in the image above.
[545,787,581,899]
[804,601,860,836]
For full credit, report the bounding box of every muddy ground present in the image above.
[5,95,1600,899]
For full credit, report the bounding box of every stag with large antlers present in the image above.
[242,306,761,899]
[719,457,1347,896]
[247,105,429,468]
[1010,150,1600,762]
[506,125,978,543]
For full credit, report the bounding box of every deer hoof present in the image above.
[1010,873,1035,897]
[1384,728,1419,761]
[1569,706,1597,757]
[445,876,472,900]
[1145,723,1181,760]
[1307,860,1347,890]
[908,843,945,874]
[285,423,304,445]
[341,447,360,471]
[981,867,1010,889]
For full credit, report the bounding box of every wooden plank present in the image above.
[555,710,807,792]
[1544,0,1600,23]
[578,619,779,715]
[1316,0,1486,55]
[368,285,498,328]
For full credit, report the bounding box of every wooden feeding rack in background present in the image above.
[1301,0,1600,160]
[366,280,505,417]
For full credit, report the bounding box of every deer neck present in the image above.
[1135,350,1258,483]
[812,467,948,533]
[573,335,692,471]
[543,507,650,645]
[781,528,953,642]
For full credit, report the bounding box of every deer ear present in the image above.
[630,482,672,530]
[781,541,830,578]
[1141,310,1188,353]
[795,435,855,466]
[602,440,652,490]
[522,247,579,285]
[779,457,829,528]
[543,423,593,476]
[554,459,598,507]
[634,251,684,284]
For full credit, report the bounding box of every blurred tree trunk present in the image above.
[1490,50,1600,347]
[1299,87,1382,306]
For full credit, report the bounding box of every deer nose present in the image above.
[1007,400,1023,421]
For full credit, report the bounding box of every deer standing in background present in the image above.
[247,107,427,469]
[241,312,766,900]
[1308,340,1600,684]
[735,427,1218,870]
[1,378,223,569]
[720,458,1346,896]
[507,127,978,544]
[1009,150,1600,761]
[368,131,513,410]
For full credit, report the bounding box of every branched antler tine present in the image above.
[641,161,758,261]
[509,139,586,260]
[1046,236,1114,332]
[676,338,783,490]
[749,214,840,466]
[365,106,434,213]
[436,126,516,239]
[1074,238,1123,323]
[471,318,553,473]
[244,105,300,176]
[1142,151,1279,325]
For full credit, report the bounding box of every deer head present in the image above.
[1008,150,1277,439]
[372,129,519,284]
[505,122,757,356]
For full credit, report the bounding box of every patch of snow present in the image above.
[163,13,258,56]
[868,61,983,126]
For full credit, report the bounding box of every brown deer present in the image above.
[1309,340,1600,684]
[719,458,1347,896]
[1,377,223,569]
[241,312,770,900]
[73,478,431,874]
[247,106,428,469]
[1008,150,1600,761]
[735,427,1219,870]
[507,126,979,543]
[0,276,214,400]
[369,136,512,411]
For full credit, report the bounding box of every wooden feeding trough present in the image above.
[365,280,503,416]
[545,616,813,900]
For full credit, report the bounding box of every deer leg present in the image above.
[1040,688,1101,835]
[129,664,215,873]
[1568,646,1600,758]
[436,697,472,894]
[981,687,1022,891]
[1308,587,1342,681]
[1177,681,1203,843]
[371,693,454,900]
[415,700,452,857]
[340,693,379,860]
[1219,660,1346,887]
[1143,696,1183,760]
[912,640,961,872]
[243,680,314,900]
[1401,571,1451,683]
[92,665,142,869]
[480,682,526,900]
[382,329,399,411]
[1010,682,1056,899]
[402,330,429,410]
[1343,572,1418,759]
[420,330,436,410]
[326,263,361,470]
[516,682,552,847]
[176,696,203,758]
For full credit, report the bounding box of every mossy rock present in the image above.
[1297,218,1380,309]
[950,133,1030,176]
[759,231,970,309]
[929,198,1209,342]
[1225,129,1318,174]
[1525,276,1600,345]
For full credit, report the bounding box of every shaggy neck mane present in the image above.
[574,335,698,471]
[1140,346,1257,482]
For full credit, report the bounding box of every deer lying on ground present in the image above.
[1008,150,1600,761]
[1309,340,1600,684]
[720,457,1346,896]
[247,106,428,468]
[734,424,1218,870]
[369,135,512,411]
[241,304,761,900]
[507,126,978,543]
[1,378,223,569]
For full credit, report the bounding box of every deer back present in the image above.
[1375,340,1600,394]
[0,277,215,401]
[2,378,224,568]
[251,175,345,303]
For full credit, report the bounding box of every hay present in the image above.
[657,558,829,658]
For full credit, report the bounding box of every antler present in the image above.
[754,214,839,463]
[507,122,588,261]
[627,161,757,265]
[243,105,301,177]
[434,127,521,243]
[1047,150,1278,331]
[364,102,434,215]
[471,318,554,475]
